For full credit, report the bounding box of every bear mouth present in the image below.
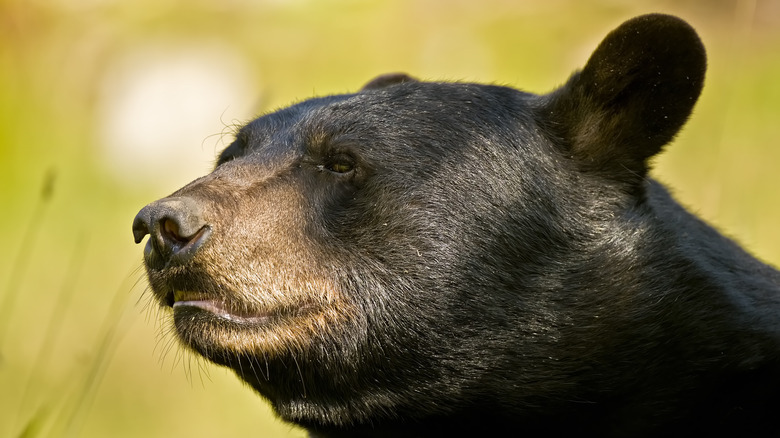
[172,291,273,324]
[170,290,316,325]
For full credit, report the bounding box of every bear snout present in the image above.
[132,196,212,267]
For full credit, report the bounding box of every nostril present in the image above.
[164,218,177,237]
[162,218,185,243]
[161,221,212,265]
[158,217,209,254]
[132,197,211,265]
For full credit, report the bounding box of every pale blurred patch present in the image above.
[95,40,258,188]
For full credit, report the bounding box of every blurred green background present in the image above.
[1,0,778,437]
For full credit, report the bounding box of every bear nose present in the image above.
[132,197,212,266]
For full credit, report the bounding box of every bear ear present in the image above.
[361,73,417,90]
[539,14,706,188]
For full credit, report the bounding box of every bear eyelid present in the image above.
[327,161,355,174]
[319,157,355,175]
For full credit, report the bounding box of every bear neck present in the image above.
[231,179,780,435]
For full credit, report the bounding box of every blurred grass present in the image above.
[1,0,778,437]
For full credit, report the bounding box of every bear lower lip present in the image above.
[173,292,272,324]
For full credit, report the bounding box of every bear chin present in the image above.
[171,302,347,360]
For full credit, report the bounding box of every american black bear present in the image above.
[132,14,780,437]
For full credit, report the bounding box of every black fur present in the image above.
[133,14,780,437]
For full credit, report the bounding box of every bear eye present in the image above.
[328,162,354,173]
[318,154,356,175]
